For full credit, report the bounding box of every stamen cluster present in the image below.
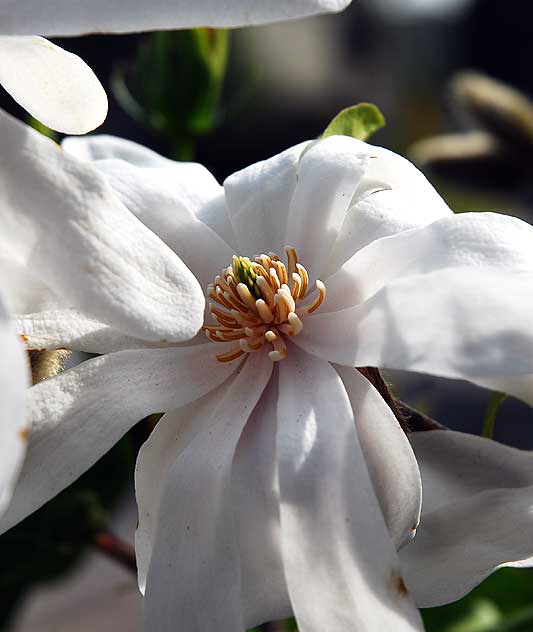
[204,247,326,363]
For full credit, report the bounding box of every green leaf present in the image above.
[482,391,507,439]
[322,103,385,141]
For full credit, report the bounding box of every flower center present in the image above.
[204,247,326,363]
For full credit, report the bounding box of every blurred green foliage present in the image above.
[114,28,229,159]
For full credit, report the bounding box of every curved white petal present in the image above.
[0,109,204,342]
[0,256,60,314]
[232,379,291,628]
[85,159,232,290]
[285,135,368,281]
[17,309,170,353]
[64,134,240,251]
[0,36,107,134]
[400,431,533,607]
[0,1,352,36]
[296,213,533,380]
[0,293,29,516]
[62,135,174,167]
[0,343,236,534]
[224,142,308,256]
[335,365,422,549]
[139,352,272,631]
[277,347,423,631]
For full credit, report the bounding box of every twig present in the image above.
[94,530,137,573]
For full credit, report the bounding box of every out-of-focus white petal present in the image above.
[335,365,422,549]
[0,109,204,342]
[0,1,353,36]
[0,344,236,534]
[296,213,533,380]
[0,36,107,134]
[285,136,368,281]
[232,379,291,628]
[0,292,29,516]
[401,431,533,607]
[224,143,308,257]
[139,352,272,631]
[276,347,423,631]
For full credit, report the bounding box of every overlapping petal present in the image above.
[0,110,205,342]
[285,136,368,281]
[0,36,107,134]
[296,213,533,380]
[0,1,353,36]
[139,352,272,631]
[232,379,291,628]
[276,347,423,631]
[401,431,533,607]
[335,365,422,549]
[0,344,237,535]
[0,292,29,516]
[224,142,308,257]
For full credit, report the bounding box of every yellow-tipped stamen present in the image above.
[256,298,275,323]
[291,273,302,299]
[296,263,308,298]
[237,283,259,312]
[269,267,281,290]
[205,247,325,363]
[216,347,246,363]
[256,275,276,308]
[307,280,326,314]
[288,312,304,335]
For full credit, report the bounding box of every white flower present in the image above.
[4,114,533,629]
[0,288,28,518]
[0,0,351,134]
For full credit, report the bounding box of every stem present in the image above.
[482,392,507,439]
[94,530,137,573]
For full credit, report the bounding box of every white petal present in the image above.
[0,36,107,134]
[325,188,452,278]
[335,365,422,549]
[224,142,308,256]
[0,256,60,314]
[0,293,29,516]
[0,1,352,35]
[0,343,236,534]
[139,352,272,631]
[0,109,204,342]
[232,379,291,628]
[285,135,368,281]
[277,347,423,631]
[17,309,170,353]
[400,430,533,607]
[297,213,533,380]
[63,134,240,250]
[62,135,174,166]
[83,158,233,290]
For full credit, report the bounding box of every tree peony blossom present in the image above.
[0,1,351,134]
[4,112,533,628]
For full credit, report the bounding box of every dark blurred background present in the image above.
[3,1,533,629]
